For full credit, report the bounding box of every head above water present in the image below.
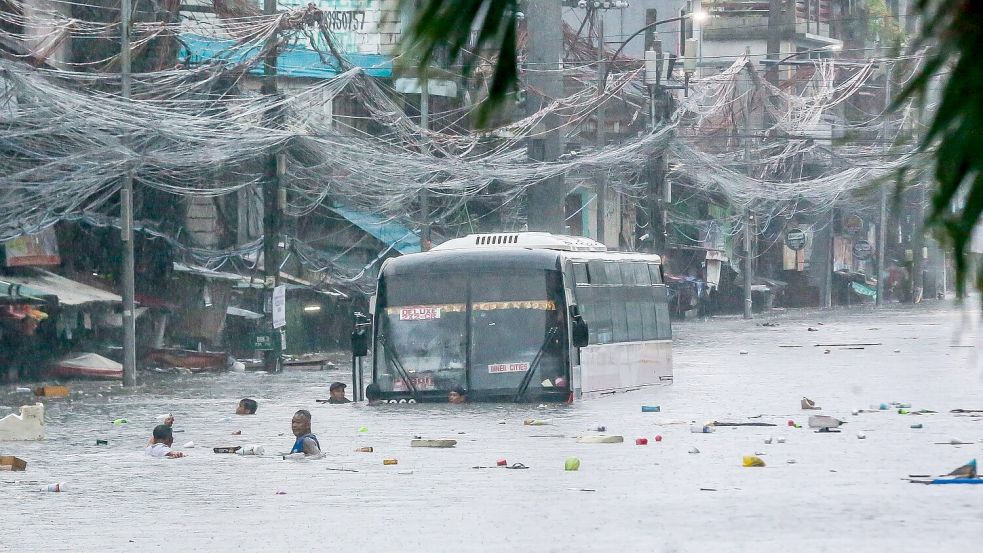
[236,398,258,415]
[291,409,312,437]
[163,414,174,427]
[152,424,173,446]
[329,382,347,400]
[365,383,382,403]
[448,386,467,404]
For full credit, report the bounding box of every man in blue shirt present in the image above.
[290,410,320,455]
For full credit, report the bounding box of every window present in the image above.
[640,293,659,340]
[633,263,651,285]
[609,286,629,342]
[648,263,663,285]
[625,287,645,341]
[573,262,589,285]
[588,260,607,285]
[620,263,637,286]
[604,262,623,285]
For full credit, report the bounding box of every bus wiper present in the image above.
[379,337,421,402]
[513,326,558,403]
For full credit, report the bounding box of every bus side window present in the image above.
[573,262,589,284]
[619,263,637,286]
[640,289,659,340]
[610,286,629,342]
[625,287,645,341]
[574,285,598,344]
[633,263,651,285]
[593,287,614,344]
[604,262,623,285]
[655,289,672,339]
[648,263,663,285]
[588,260,607,285]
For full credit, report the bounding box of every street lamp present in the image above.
[605,10,708,79]
[776,43,843,65]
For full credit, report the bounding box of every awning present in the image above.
[330,205,421,255]
[179,34,393,79]
[173,262,246,282]
[0,269,121,305]
[226,306,263,320]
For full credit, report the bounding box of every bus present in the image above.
[362,232,672,402]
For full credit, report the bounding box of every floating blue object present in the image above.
[641,406,661,413]
[930,479,983,485]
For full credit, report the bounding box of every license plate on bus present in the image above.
[399,306,441,321]
[393,376,436,391]
[488,362,530,374]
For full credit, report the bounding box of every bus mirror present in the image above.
[571,317,588,348]
[572,319,589,348]
[351,327,369,357]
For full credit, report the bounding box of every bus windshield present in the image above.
[374,269,567,399]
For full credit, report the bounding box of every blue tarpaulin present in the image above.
[330,205,420,255]
[179,34,393,79]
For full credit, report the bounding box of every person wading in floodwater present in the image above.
[290,410,320,455]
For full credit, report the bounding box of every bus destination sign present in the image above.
[488,362,530,374]
[400,306,441,321]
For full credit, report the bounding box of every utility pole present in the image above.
[120,0,137,387]
[419,73,431,249]
[765,0,782,86]
[644,8,667,255]
[262,0,283,372]
[524,1,565,234]
[741,51,753,320]
[875,63,891,307]
[594,9,608,245]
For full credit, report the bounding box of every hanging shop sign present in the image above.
[843,214,864,235]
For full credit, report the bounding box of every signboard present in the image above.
[852,240,873,260]
[785,228,807,251]
[392,375,436,391]
[272,285,286,329]
[253,332,279,351]
[843,214,864,235]
[489,362,530,374]
[2,228,60,267]
[399,306,441,321]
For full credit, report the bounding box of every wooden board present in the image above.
[0,455,27,471]
[411,439,457,448]
[576,435,624,444]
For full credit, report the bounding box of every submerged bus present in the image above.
[365,232,672,402]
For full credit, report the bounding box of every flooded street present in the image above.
[2,302,982,552]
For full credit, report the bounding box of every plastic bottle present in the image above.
[641,406,661,413]
[690,424,715,433]
[42,483,67,492]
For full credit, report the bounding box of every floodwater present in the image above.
[2,302,982,552]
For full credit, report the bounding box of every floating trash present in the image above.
[641,406,661,413]
[577,435,624,444]
[564,457,581,471]
[742,455,766,467]
[383,458,398,465]
[635,438,648,445]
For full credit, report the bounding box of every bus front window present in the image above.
[375,275,468,394]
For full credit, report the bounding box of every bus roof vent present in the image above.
[432,232,607,252]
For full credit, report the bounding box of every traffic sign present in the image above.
[852,239,873,260]
[785,228,807,251]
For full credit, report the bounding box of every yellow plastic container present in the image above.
[742,455,766,467]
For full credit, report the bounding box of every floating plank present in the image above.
[411,439,457,448]
[576,435,624,444]
[0,455,27,471]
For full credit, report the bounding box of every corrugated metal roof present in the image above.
[330,205,421,255]
[0,269,121,305]
[179,34,393,79]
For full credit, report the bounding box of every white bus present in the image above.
[364,232,672,402]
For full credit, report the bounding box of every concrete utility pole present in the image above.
[765,0,782,86]
[644,8,667,255]
[875,63,891,307]
[262,0,283,372]
[594,10,608,245]
[419,73,431,249]
[120,0,137,387]
[741,52,753,320]
[524,1,565,234]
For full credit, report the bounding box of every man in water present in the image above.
[448,386,467,404]
[236,398,258,415]
[327,382,351,404]
[146,425,185,458]
[365,383,385,405]
[290,410,321,455]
